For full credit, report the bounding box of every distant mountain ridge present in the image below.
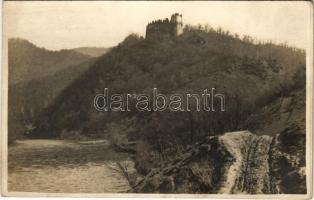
[72,47,112,57]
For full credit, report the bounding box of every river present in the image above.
[8,139,134,193]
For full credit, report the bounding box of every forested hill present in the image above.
[31,25,305,142]
[8,38,91,84]
[8,39,99,143]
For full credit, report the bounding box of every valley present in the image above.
[7,20,307,195]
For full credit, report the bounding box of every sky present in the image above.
[3,1,312,50]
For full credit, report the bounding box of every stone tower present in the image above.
[170,13,183,36]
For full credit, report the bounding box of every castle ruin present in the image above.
[146,13,183,39]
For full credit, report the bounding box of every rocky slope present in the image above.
[133,87,306,194]
[133,130,305,194]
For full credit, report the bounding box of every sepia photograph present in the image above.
[1,1,313,198]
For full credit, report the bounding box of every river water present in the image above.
[8,139,133,193]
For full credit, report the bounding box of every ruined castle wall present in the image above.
[146,20,173,39]
[145,14,183,39]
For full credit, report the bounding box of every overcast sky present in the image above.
[4,1,312,50]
